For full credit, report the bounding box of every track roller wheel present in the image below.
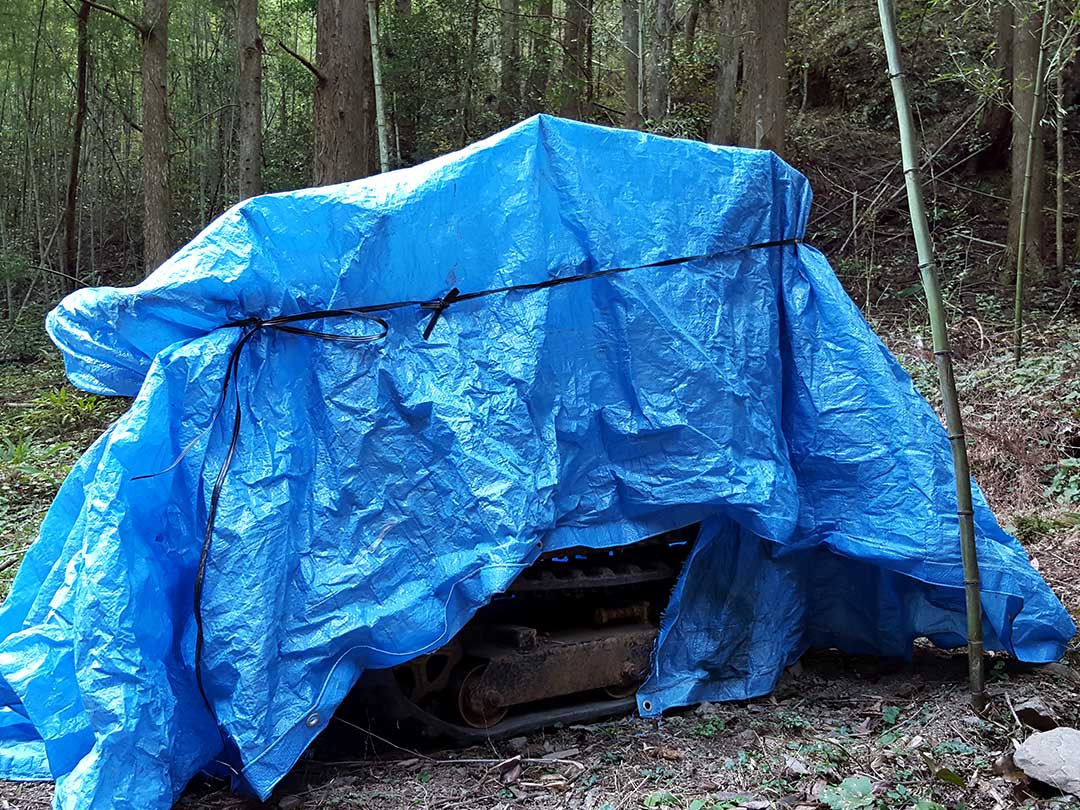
[456,664,508,729]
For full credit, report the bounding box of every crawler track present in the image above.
[343,527,696,743]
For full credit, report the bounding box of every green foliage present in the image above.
[643,791,678,808]
[689,799,746,810]
[640,795,747,810]
[881,705,901,725]
[0,433,68,478]
[796,739,850,771]
[776,709,811,731]
[820,776,875,810]
[28,387,108,430]
[1046,458,1080,505]
[819,775,946,810]
[690,717,727,738]
[0,316,52,364]
[933,740,975,756]
[1013,512,1057,542]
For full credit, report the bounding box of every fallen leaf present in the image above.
[655,745,682,761]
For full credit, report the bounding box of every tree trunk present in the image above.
[973,2,1014,172]
[622,0,641,128]
[708,0,741,145]
[460,0,481,145]
[1007,0,1046,279]
[559,0,591,120]
[498,0,521,120]
[63,0,91,293]
[685,0,701,55]
[314,0,378,184]
[238,0,262,199]
[739,0,788,155]
[525,0,553,113]
[367,0,389,171]
[142,0,170,273]
[1055,62,1064,284]
[391,0,416,165]
[1011,0,1052,363]
[648,0,674,119]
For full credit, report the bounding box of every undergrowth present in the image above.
[0,321,128,595]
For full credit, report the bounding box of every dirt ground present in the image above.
[2,650,1078,810]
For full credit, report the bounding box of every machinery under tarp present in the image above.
[0,115,1072,809]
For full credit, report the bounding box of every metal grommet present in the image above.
[642,700,653,712]
[305,713,321,728]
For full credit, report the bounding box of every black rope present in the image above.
[136,235,801,715]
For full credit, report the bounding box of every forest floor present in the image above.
[1,110,1080,809]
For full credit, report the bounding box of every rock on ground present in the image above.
[1013,727,1080,796]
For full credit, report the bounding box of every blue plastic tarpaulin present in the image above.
[0,115,1073,809]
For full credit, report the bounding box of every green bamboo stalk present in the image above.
[367,0,391,173]
[1013,0,1052,364]
[876,0,986,711]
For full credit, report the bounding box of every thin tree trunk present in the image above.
[622,0,641,127]
[685,0,701,55]
[389,0,415,164]
[648,0,674,119]
[636,1,645,121]
[877,0,986,714]
[141,0,170,272]
[367,0,389,171]
[1012,0,1051,363]
[238,0,262,199]
[708,0,741,145]
[973,2,1014,171]
[19,0,46,256]
[739,0,788,155]
[525,0,553,114]
[314,0,377,184]
[498,0,521,120]
[1008,0,1047,289]
[560,0,591,120]
[460,0,481,145]
[63,0,91,294]
[1054,59,1065,283]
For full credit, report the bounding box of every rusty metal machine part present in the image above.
[339,526,696,743]
[457,624,658,728]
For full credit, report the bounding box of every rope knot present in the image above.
[421,287,460,340]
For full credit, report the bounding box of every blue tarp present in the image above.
[0,115,1073,809]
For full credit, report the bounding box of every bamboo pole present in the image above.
[367,0,390,173]
[876,0,986,711]
[1013,0,1052,364]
